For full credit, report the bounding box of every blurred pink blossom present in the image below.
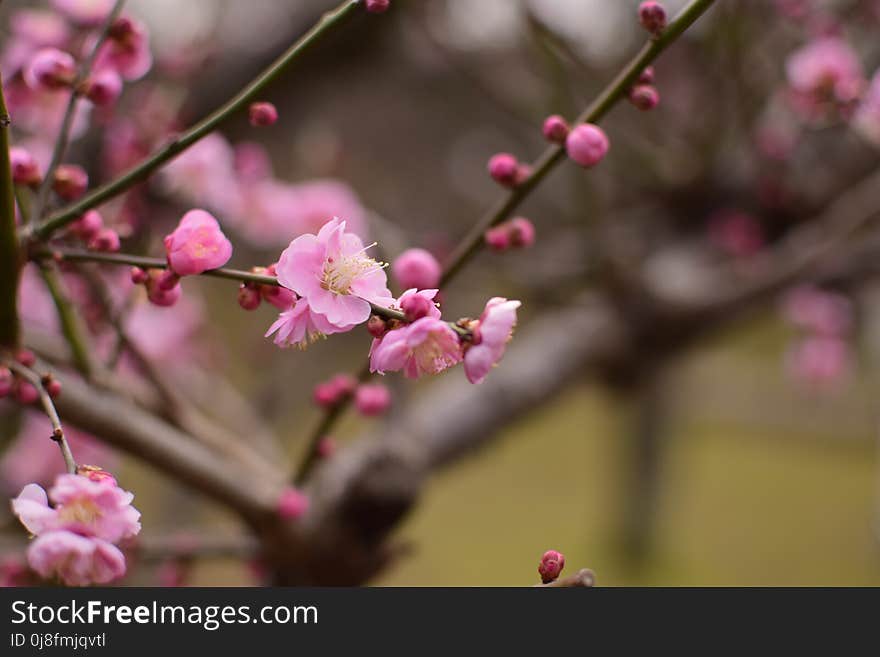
[464,297,520,385]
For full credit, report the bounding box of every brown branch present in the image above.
[536,569,596,588]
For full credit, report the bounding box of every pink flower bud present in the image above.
[508,217,536,248]
[164,209,233,276]
[277,487,309,520]
[484,225,510,252]
[401,292,434,322]
[565,124,609,168]
[16,349,36,367]
[238,284,262,311]
[146,270,181,307]
[261,285,295,310]
[638,66,655,85]
[317,436,337,459]
[488,153,519,187]
[629,84,660,111]
[14,380,39,405]
[313,374,357,408]
[365,0,391,13]
[248,102,278,127]
[542,115,570,144]
[87,228,120,252]
[77,465,117,486]
[155,270,179,291]
[130,267,147,285]
[638,2,668,35]
[0,367,13,397]
[70,210,103,240]
[10,147,42,186]
[367,315,388,338]
[354,383,391,416]
[52,164,88,200]
[81,69,122,106]
[392,248,441,290]
[24,48,76,91]
[538,549,565,584]
[45,378,62,398]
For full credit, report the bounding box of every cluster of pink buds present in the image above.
[10,469,141,586]
[488,153,532,188]
[628,66,660,111]
[484,217,536,252]
[638,2,668,37]
[313,375,390,417]
[238,263,295,311]
[68,209,120,252]
[0,351,61,405]
[538,549,565,584]
[313,373,357,409]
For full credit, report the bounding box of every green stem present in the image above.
[440,0,717,285]
[30,0,127,224]
[32,0,360,240]
[293,0,718,484]
[37,262,95,379]
[0,75,21,349]
[34,247,408,323]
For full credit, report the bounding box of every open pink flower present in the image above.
[464,297,521,384]
[786,37,863,121]
[275,218,392,328]
[11,474,141,543]
[370,317,462,379]
[265,297,352,349]
[164,210,233,276]
[93,16,152,81]
[28,530,125,586]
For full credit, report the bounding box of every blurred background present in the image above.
[2,0,880,585]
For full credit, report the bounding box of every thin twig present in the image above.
[37,262,95,378]
[32,0,360,240]
[30,0,127,223]
[4,360,77,474]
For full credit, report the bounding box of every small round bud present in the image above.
[87,228,120,252]
[508,217,536,248]
[16,349,36,367]
[277,487,309,520]
[400,292,434,322]
[637,66,655,85]
[638,2,668,36]
[260,285,295,310]
[10,147,42,186]
[81,69,123,106]
[392,248,441,290]
[542,115,570,144]
[238,284,262,311]
[13,380,39,405]
[0,367,13,397]
[488,153,519,187]
[52,164,88,200]
[354,383,391,416]
[313,374,356,408]
[538,549,565,584]
[366,315,388,338]
[146,270,181,307]
[155,270,179,291]
[365,0,391,13]
[565,123,609,168]
[248,102,278,127]
[23,48,76,91]
[130,267,148,285]
[484,225,510,252]
[317,436,337,459]
[45,378,62,398]
[70,210,103,240]
[628,84,660,111]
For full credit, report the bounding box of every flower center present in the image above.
[58,499,102,527]
[320,244,384,295]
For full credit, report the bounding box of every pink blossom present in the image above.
[542,115,570,144]
[638,2,668,35]
[28,531,126,586]
[786,336,851,390]
[565,124,610,168]
[164,210,233,276]
[52,164,88,200]
[464,297,521,384]
[275,218,392,328]
[398,288,441,320]
[391,248,442,291]
[538,549,565,584]
[277,488,309,520]
[488,153,519,187]
[248,102,278,127]
[265,298,351,350]
[354,383,392,416]
[161,133,238,208]
[23,48,76,91]
[785,37,864,121]
[51,0,115,27]
[82,69,122,106]
[370,317,462,379]
[12,474,141,543]
[266,180,367,241]
[782,286,852,336]
[10,147,42,186]
[93,16,152,81]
